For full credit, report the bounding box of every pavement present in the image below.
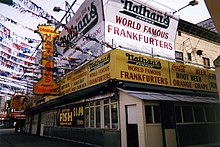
[0,128,94,147]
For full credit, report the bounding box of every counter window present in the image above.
[175,105,220,124]
[145,105,161,124]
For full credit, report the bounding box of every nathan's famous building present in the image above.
[24,0,220,147]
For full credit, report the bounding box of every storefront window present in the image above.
[104,99,109,104]
[183,106,193,122]
[96,107,100,128]
[154,106,161,123]
[175,105,220,124]
[205,107,216,122]
[145,105,161,124]
[175,106,182,123]
[145,105,153,123]
[90,107,94,127]
[216,108,220,122]
[85,97,118,129]
[85,108,89,127]
[104,105,110,128]
[194,107,205,122]
[43,110,56,127]
[111,103,118,128]
[111,98,117,103]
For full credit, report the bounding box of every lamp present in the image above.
[173,0,199,14]
[53,1,75,14]
[53,7,66,13]
[53,1,76,24]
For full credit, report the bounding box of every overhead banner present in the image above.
[104,0,179,59]
[33,25,60,95]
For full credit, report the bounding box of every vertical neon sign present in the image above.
[33,25,60,95]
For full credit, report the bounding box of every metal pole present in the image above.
[54,0,77,32]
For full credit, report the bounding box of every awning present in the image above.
[119,88,220,103]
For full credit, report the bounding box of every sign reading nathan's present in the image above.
[114,50,170,86]
[59,50,217,97]
[33,25,60,95]
[120,0,170,29]
[58,0,104,55]
[105,0,179,59]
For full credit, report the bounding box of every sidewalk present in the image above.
[0,128,93,147]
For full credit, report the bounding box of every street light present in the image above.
[53,6,64,12]
[53,7,73,13]
[53,1,76,23]
[173,0,199,14]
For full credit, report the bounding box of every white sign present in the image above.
[58,0,104,59]
[104,0,179,59]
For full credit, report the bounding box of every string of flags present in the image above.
[17,0,54,21]
[11,1,59,25]
[0,23,39,47]
[0,13,35,33]
[0,0,60,95]
[0,0,116,95]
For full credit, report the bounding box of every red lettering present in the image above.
[108,24,113,33]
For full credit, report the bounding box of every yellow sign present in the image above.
[88,53,111,87]
[71,66,87,93]
[112,50,170,86]
[58,49,217,96]
[169,62,210,91]
[207,70,218,92]
[33,25,60,95]
[58,108,73,126]
[57,105,84,127]
[10,95,27,111]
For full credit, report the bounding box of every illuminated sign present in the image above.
[33,25,60,95]
[57,105,84,127]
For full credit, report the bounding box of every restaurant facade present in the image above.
[24,0,220,147]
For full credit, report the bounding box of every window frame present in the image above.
[175,51,184,62]
[85,98,119,129]
[145,104,161,124]
[202,57,210,68]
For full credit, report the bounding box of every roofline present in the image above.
[178,19,220,44]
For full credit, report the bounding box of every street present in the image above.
[0,128,94,147]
